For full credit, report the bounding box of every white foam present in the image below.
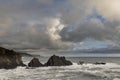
[0,62,120,80]
[114,78,120,80]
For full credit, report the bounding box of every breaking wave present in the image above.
[0,60,120,80]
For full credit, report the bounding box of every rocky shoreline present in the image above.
[0,47,72,69]
[0,47,107,69]
[0,47,26,69]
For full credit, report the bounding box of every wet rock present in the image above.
[78,61,84,65]
[45,55,72,66]
[28,58,43,67]
[0,47,26,69]
[94,62,106,65]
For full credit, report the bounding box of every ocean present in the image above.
[0,56,120,80]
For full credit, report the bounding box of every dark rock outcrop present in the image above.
[0,47,26,69]
[45,55,72,66]
[28,58,43,67]
[78,61,84,65]
[94,62,106,65]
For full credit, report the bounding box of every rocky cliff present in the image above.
[0,47,25,69]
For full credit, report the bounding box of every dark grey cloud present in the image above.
[0,0,71,49]
[60,18,120,43]
[0,0,120,50]
[0,19,68,50]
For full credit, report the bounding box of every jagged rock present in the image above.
[45,55,72,66]
[28,58,43,67]
[0,47,26,69]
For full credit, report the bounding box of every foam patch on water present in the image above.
[114,78,120,80]
[63,62,120,79]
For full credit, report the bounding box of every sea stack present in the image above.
[0,47,26,69]
[28,58,43,67]
[45,55,72,66]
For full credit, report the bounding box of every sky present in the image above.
[0,0,120,50]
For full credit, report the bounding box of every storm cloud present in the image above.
[0,0,120,50]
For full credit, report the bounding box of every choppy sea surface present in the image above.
[0,56,120,80]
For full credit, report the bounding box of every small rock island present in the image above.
[28,58,43,67]
[28,55,72,67]
[45,55,72,66]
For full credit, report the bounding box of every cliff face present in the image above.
[0,47,25,69]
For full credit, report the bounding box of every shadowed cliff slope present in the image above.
[0,47,25,69]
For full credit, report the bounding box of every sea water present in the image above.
[0,57,120,80]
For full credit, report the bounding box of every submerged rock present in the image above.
[28,58,43,67]
[0,47,26,69]
[94,62,106,65]
[45,55,72,66]
[78,61,84,65]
